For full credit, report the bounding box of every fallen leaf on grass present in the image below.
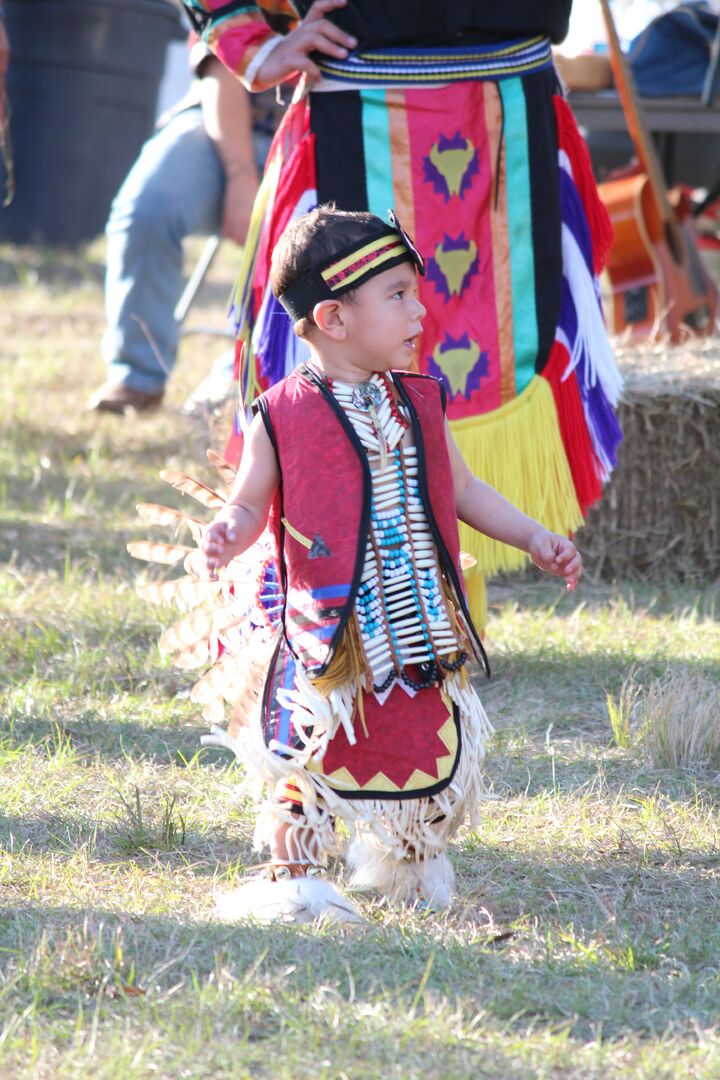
[110,985,146,999]
[487,930,516,947]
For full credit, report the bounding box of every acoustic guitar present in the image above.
[597,0,718,341]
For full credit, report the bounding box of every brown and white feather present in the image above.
[159,469,226,509]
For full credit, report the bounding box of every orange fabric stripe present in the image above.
[387,88,418,369]
[387,88,416,230]
[483,82,516,406]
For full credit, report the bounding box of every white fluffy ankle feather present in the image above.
[346,840,454,909]
[346,838,407,896]
[214,877,364,925]
[410,853,454,910]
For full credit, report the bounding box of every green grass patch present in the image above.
[2,241,720,1077]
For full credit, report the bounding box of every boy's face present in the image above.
[337,262,426,374]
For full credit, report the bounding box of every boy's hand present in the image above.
[528,528,583,592]
[201,507,246,578]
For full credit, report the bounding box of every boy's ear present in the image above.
[312,298,347,340]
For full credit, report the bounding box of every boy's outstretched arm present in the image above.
[202,413,280,577]
[445,421,582,591]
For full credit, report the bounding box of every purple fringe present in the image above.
[559,275,622,469]
[559,168,594,274]
[584,379,623,472]
[558,275,578,350]
[558,171,623,470]
[255,290,294,387]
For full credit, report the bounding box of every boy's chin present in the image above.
[361,350,413,374]
[368,358,404,373]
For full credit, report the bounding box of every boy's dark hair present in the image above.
[270,205,383,337]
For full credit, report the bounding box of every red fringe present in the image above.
[553,95,614,275]
[543,341,603,515]
[253,100,315,309]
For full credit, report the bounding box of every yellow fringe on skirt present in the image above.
[452,375,584,579]
[229,153,283,407]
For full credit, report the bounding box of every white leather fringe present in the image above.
[202,669,493,869]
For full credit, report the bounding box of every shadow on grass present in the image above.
[478,649,720,720]
[1,886,720,1040]
[0,810,246,872]
[0,517,163,577]
[488,571,720,621]
[4,653,720,805]
[3,713,221,766]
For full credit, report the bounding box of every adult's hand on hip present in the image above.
[254,0,357,91]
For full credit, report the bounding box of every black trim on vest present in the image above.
[438,379,447,416]
[297,364,373,678]
[255,395,280,472]
[261,632,289,754]
[326,700,462,802]
[255,395,289,644]
[393,373,490,679]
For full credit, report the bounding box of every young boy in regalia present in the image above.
[138,205,582,922]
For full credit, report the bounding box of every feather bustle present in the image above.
[159,469,225,509]
[172,639,211,669]
[126,540,193,565]
[136,577,219,611]
[226,632,279,739]
[206,448,238,487]
[190,656,243,705]
[136,502,205,543]
[159,605,243,654]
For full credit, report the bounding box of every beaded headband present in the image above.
[278,210,425,323]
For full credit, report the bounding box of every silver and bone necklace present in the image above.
[328,372,459,693]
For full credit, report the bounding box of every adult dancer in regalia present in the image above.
[179,0,621,621]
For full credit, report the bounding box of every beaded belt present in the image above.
[314,35,553,88]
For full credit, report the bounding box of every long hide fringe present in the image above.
[202,670,494,866]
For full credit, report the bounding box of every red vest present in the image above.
[258,365,484,679]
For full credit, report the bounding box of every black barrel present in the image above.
[0,0,184,246]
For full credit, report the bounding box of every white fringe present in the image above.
[558,148,573,180]
[276,668,357,751]
[211,670,493,875]
[561,221,623,407]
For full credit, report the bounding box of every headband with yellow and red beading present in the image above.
[278,211,425,323]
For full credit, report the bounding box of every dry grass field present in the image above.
[1,240,720,1078]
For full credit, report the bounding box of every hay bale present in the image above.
[578,339,720,581]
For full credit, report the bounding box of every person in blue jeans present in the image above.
[89,49,276,415]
